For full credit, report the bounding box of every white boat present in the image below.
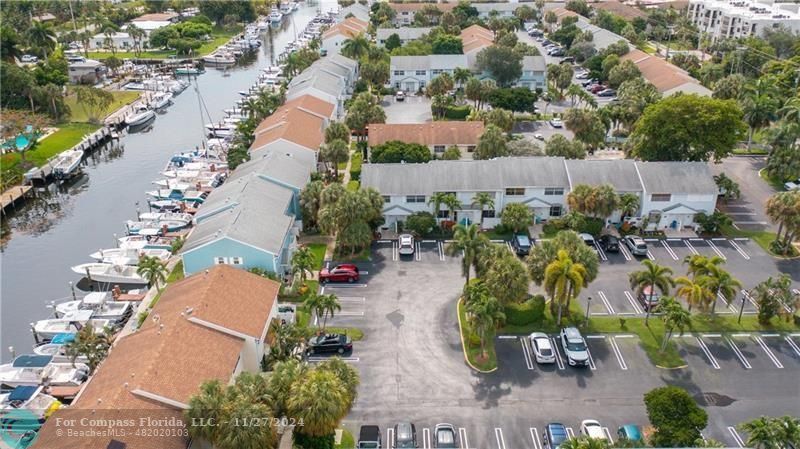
[33,333,84,363]
[291,1,299,11]
[125,105,156,127]
[54,293,134,324]
[33,309,114,342]
[90,247,171,265]
[138,211,193,225]
[0,355,90,388]
[118,235,173,251]
[126,219,190,234]
[257,19,269,30]
[71,263,148,284]
[52,149,83,179]
[0,386,62,425]
[149,91,173,110]
[202,52,236,65]
[269,8,283,23]
[280,3,292,14]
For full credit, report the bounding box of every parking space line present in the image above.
[392,241,398,261]
[696,336,721,369]
[619,243,633,261]
[661,240,679,260]
[506,241,514,253]
[754,335,783,368]
[743,290,759,309]
[566,427,575,439]
[602,427,614,443]
[308,356,359,362]
[647,249,655,261]
[609,336,628,370]
[388,427,395,449]
[494,428,507,449]
[624,291,644,314]
[704,239,726,259]
[551,337,566,370]
[438,241,445,261]
[415,241,421,261]
[785,336,800,357]
[597,291,616,315]
[726,337,752,369]
[585,340,597,370]
[685,239,699,255]
[423,428,432,449]
[719,292,738,313]
[458,428,469,449]
[530,428,542,449]
[729,239,750,260]
[594,241,608,261]
[727,427,746,448]
[521,337,535,370]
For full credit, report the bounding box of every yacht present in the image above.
[118,235,173,251]
[280,3,292,14]
[52,149,83,180]
[0,385,62,426]
[269,8,283,23]
[257,19,269,30]
[90,247,171,265]
[33,333,85,363]
[202,52,236,65]
[125,105,156,127]
[125,219,190,235]
[149,91,173,110]
[0,355,90,388]
[32,310,115,342]
[70,263,148,284]
[53,292,134,325]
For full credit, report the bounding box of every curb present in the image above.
[457,298,498,374]
[655,364,688,370]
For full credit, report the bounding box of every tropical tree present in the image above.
[446,223,488,286]
[316,357,360,407]
[741,79,780,151]
[27,22,57,59]
[740,416,800,449]
[442,194,463,223]
[682,254,724,280]
[713,172,741,203]
[675,276,714,313]
[137,256,168,292]
[659,296,691,351]
[501,202,533,233]
[1,26,22,62]
[528,231,600,286]
[483,249,530,304]
[466,291,505,358]
[320,139,349,178]
[341,33,370,60]
[699,264,742,315]
[453,67,472,88]
[618,192,640,221]
[544,250,587,324]
[65,325,114,373]
[472,192,495,229]
[428,192,451,221]
[289,368,354,438]
[644,386,708,447]
[765,190,800,255]
[300,180,325,230]
[474,124,508,160]
[126,23,146,56]
[629,260,675,324]
[263,322,305,370]
[749,275,800,325]
[304,292,342,331]
[566,184,619,218]
[291,246,316,285]
[186,380,227,444]
[325,121,350,145]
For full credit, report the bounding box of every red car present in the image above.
[319,264,359,283]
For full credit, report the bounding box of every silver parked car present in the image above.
[624,235,648,256]
[398,234,415,256]
[559,327,589,367]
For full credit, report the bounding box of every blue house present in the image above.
[181,172,299,276]
[518,56,547,92]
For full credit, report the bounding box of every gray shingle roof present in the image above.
[337,3,370,21]
[565,159,643,192]
[635,161,718,195]
[184,174,294,255]
[287,69,346,98]
[390,55,469,71]
[377,27,433,41]
[361,157,570,195]
[522,55,546,71]
[326,53,358,72]
[574,19,629,50]
[228,149,315,190]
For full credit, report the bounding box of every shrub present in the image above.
[295,433,335,449]
[405,211,437,237]
[349,152,363,181]
[577,216,604,237]
[504,295,546,326]
[443,105,471,120]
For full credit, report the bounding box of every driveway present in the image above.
[513,120,574,142]
[382,94,432,124]
[710,157,775,232]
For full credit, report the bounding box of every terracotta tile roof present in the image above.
[33,265,280,449]
[281,94,336,120]
[251,102,328,152]
[592,1,648,20]
[133,12,178,21]
[621,49,710,95]
[461,24,494,53]
[322,16,369,39]
[551,7,579,21]
[368,121,486,147]
[389,2,457,13]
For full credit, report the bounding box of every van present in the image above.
[358,425,382,449]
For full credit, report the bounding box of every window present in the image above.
[437,210,450,218]
[549,205,563,217]
[466,145,476,152]
[415,70,426,76]
[406,195,425,203]
[214,257,226,265]
[431,69,442,75]
[382,195,391,203]
[230,257,243,265]
[394,70,404,76]
[544,187,564,196]
[214,257,244,265]
[482,209,496,218]
[433,145,445,153]
[651,193,671,202]
[506,187,525,196]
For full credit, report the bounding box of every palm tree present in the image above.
[544,250,587,325]
[675,276,714,313]
[186,380,226,443]
[320,139,349,178]
[126,23,145,56]
[1,26,22,62]
[443,194,463,223]
[79,30,93,58]
[740,417,782,449]
[291,245,316,285]
[137,256,168,292]
[27,22,57,59]
[682,254,724,279]
[699,264,742,315]
[446,223,488,286]
[341,33,370,60]
[472,192,495,229]
[466,293,505,358]
[325,121,351,145]
[316,357,360,406]
[777,416,800,449]
[618,192,640,222]
[778,96,800,127]
[742,79,780,151]
[264,321,304,369]
[288,369,351,437]
[629,260,675,324]
[318,293,341,331]
[659,296,691,352]
[428,192,450,222]
[65,325,114,373]
[103,28,116,55]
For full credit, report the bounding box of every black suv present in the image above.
[358,425,381,449]
[511,234,533,256]
[598,235,619,252]
[306,333,353,355]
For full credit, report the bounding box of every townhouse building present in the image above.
[687,0,800,40]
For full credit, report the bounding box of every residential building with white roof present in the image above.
[687,0,800,40]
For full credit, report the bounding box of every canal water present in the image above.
[0,0,335,362]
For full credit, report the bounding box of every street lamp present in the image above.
[584,296,592,326]
[738,291,747,324]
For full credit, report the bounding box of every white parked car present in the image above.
[395,90,405,102]
[580,420,607,440]
[550,118,563,128]
[398,234,415,256]
[534,133,544,141]
[20,54,38,63]
[785,181,799,191]
[529,332,555,364]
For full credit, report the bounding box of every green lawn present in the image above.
[335,245,371,262]
[458,298,497,372]
[719,223,788,257]
[1,123,100,187]
[346,180,360,192]
[758,168,785,191]
[166,261,185,283]
[484,228,513,241]
[336,429,355,449]
[64,90,140,123]
[87,29,240,60]
[307,243,328,270]
[350,151,363,173]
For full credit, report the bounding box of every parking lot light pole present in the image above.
[738,292,747,324]
[584,296,592,326]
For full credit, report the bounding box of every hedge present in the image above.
[443,105,471,120]
[504,295,546,326]
[349,151,362,181]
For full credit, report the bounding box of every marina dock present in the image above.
[23,127,116,184]
[0,185,33,215]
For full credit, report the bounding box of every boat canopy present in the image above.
[12,354,53,368]
[8,385,40,402]
[51,333,76,345]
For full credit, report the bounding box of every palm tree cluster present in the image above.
[544,250,587,324]
[187,357,359,449]
[765,190,800,255]
[740,416,800,449]
[290,245,316,286]
[65,325,115,373]
[629,259,674,324]
[315,185,384,255]
[462,280,505,359]
[566,184,620,219]
[749,274,800,325]
[304,292,342,332]
[137,255,169,292]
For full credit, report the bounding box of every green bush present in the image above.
[504,295,546,326]
[349,151,362,181]
[443,105,471,120]
[578,217,604,237]
[379,86,397,96]
[295,433,335,449]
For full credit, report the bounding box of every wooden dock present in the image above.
[0,185,33,214]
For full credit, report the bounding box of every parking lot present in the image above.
[325,238,799,448]
[382,94,432,124]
